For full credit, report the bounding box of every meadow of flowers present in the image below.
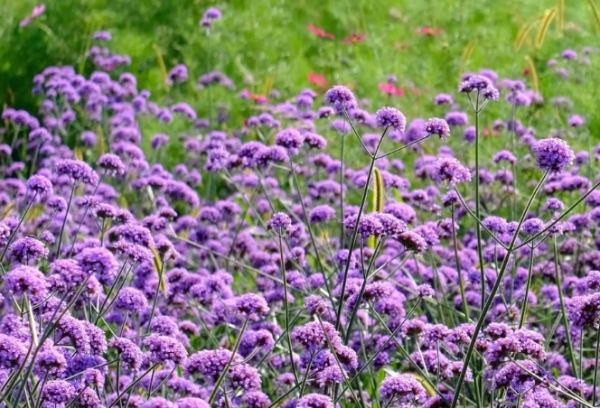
[3,3,600,408]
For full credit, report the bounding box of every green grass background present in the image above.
[1,0,600,154]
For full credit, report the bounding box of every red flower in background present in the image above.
[308,25,335,39]
[342,32,366,44]
[240,89,268,104]
[523,68,530,76]
[308,72,329,89]
[416,27,443,36]
[378,83,404,96]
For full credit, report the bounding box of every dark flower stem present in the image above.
[518,243,535,329]
[145,261,165,334]
[335,130,386,331]
[344,239,383,344]
[68,175,103,257]
[552,236,578,377]
[450,171,548,408]
[340,131,346,248]
[593,326,600,406]
[289,156,335,307]
[472,90,486,309]
[208,319,248,404]
[375,135,430,159]
[55,181,77,258]
[278,233,299,383]
[452,205,469,322]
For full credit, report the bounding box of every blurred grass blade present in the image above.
[461,40,475,61]
[514,17,540,51]
[535,8,557,49]
[373,168,385,213]
[588,0,600,34]
[74,147,84,161]
[367,168,385,249]
[153,44,168,87]
[525,55,539,93]
[556,0,564,36]
[150,247,166,293]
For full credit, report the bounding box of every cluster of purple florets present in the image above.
[0,21,598,408]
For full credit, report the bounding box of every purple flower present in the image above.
[434,93,453,105]
[109,337,143,371]
[56,159,99,185]
[305,295,327,315]
[533,138,574,173]
[397,231,428,253]
[114,287,148,313]
[493,150,517,165]
[379,374,427,404]
[424,118,450,139]
[27,175,53,198]
[344,214,384,238]
[97,153,126,176]
[267,212,293,234]
[143,334,188,365]
[325,85,356,107]
[0,333,28,369]
[204,7,222,20]
[375,107,406,131]
[35,348,67,379]
[445,111,469,126]
[76,247,119,285]
[309,205,336,223]
[562,49,577,59]
[235,293,270,321]
[522,218,544,236]
[568,114,585,127]
[431,157,471,187]
[8,237,49,264]
[297,394,334,408]
[167,64,189,85]
[184,349,242,381]
[458,74,493,93]
[42,380,77,404]
[275,128,305,151]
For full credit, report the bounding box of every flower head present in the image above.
[375,107,406,131]
[533,138,574,173]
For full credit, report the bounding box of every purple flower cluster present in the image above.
[0,30,598,408]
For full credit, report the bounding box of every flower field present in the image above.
[2,1,600,408]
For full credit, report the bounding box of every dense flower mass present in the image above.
[0,19,598,408]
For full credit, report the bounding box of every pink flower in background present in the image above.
[308,72,329,89]
[308,24,335,39]
[32,4,46,17]
[19,17,33,27]
[19,4,46,27]
[378,83,404,96]
[416,27,443,35]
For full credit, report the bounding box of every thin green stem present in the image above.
[473,90,485,307]
[208,319,248,404]
[335,130,386,331]
[55,182,77,258]
[553,236,578,377]
[518,243,535,329]
[452,206,469,322]
[278,233,299,383]
[450,171,548,408]
[593,326,600,406]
